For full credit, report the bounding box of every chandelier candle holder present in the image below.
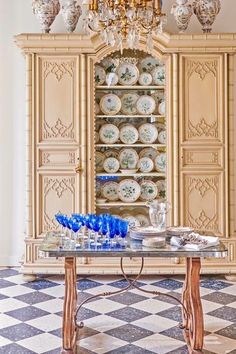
[83,0,166,52]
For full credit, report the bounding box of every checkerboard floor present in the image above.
[0,268,236,353]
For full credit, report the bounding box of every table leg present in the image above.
[61,257,77,354]
[182,257,204,354]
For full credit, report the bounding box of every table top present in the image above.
[39,232,228,259]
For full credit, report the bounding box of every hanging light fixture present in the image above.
[83,0,166,52]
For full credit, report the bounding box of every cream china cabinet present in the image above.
[15,32,236,278]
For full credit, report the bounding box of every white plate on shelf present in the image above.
[156,179,166,199]
[95,65,106,85]
[136,95,156,115]
[106,72,119,86]
[121,93,139,115]
[158,101,165,115]
[151,66,165,85]
[95,151,105,172]
[139,56,163,73]
[118,179,141,203]
[100,94,121,115]
[137,157,154,173]
[99,124,120,144]
[139,147,159,161]
[101,181,119,201]
[136,214,150,226]
[122,215,140,228]
[140,180,158,201]
[119,148,139,169]
[155,153,166,172]
[158,130,166,144]
[138,72,152,86]
[138,123,158,144]
[119,125,139,144]
[103,157,120,173]
[117,63,139,86]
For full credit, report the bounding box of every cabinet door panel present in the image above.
[37,56,79,143]
[181,172,224,236]
[179,54,227,237]
[180,55,223,144]
[37,172,77,236]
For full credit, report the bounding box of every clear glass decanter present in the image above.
[147,200,171,230]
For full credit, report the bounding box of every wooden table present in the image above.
[40,233,227,354]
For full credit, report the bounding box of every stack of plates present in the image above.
[130,226,166,241]
[142,237,166,248]
[166,226,193,236]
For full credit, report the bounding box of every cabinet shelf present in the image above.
[95,115,165,118]
[96,172,166,177]
[96,144,166,148]
[96,85,165,90]
[96,201,150,207]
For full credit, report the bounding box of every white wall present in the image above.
[0,0,235,266]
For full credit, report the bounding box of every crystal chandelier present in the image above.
[84,0,166,52]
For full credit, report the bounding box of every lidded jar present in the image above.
[32,0,60,33]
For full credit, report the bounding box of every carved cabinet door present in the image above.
[35,55,85,236]
[179,54,228,237]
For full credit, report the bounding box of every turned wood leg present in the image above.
[61,257,77,354]
[182,257,204,354]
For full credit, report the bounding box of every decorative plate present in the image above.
[101,181,119,201]
[139,147,158,160]
[95,65,106,85]
[101,57,120,73]
[118,179,141,203]
[136,95,156,115]
[137,157,154,173]
[136,214,150,227]
[155,153,166,172]
[117,63,139,86]
[104,149,119,159]
[95,151,105,172]
[99,124,120,144]
[123,215,140,228]
[103,157,120,173]
[106,72,119,86]
[151,66,165,85]
[119,148,139,169]
[100,94,121,115]
[96,179,102,197]
[95,131,100,143]
[154,123,165,132]
[95,102,100,115]
[138,123,158,144]
[139,56,162,73]
[156,179,166,199]
[167,226,194,236]
[138,72,152,86]
[121,93,139,115]
[140,180,158,201]
[158,101,165,115]
[119,125,139,144]
[158,130,166,144]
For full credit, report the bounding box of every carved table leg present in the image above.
[182,257,204,354]
[61,257,77,354]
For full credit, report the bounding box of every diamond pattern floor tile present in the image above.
[14,291,55,305]
[0,323,43,341]
[105,323,154,343]
[107,306,150,322]
[0,268,235,354]
[5,305,49,322]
